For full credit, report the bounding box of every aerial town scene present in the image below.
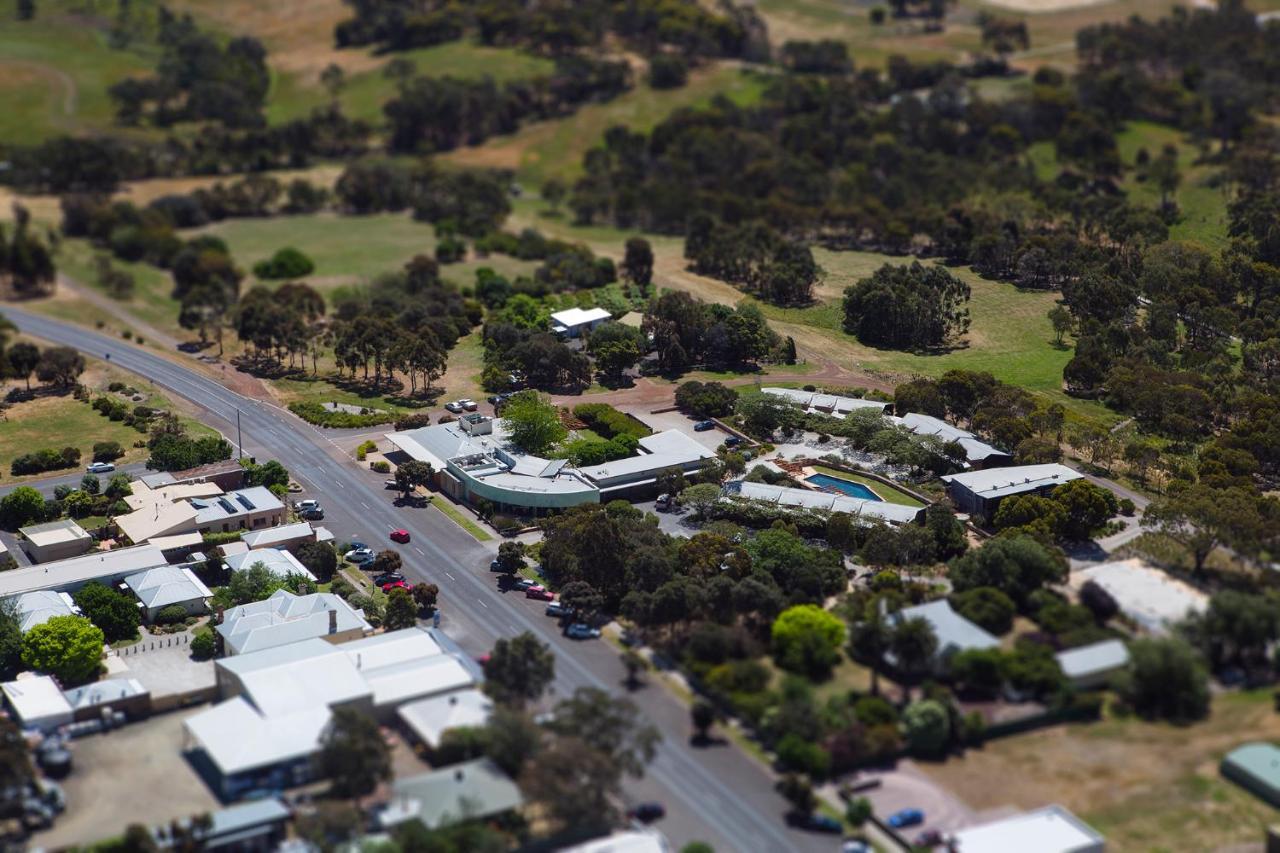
[0,0,1276,850]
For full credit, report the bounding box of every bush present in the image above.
[370,460,390,473]
[393,412,435,431]
[771,605,845,678]
[775,733,831,779]
[355,439,378,461]
[11,446,81,476]
[1118,498,1136,516]
[190,631,216,660]
[491,514,522,535]
[571,403,652,440]
[153,604,189,626]
[92,441,125,462]
[674,381,739,418]
[648,54,689,89]
[289,402,392,428]
[253,247,315,280]
[902,699,952,757]
[950,587,1016,635]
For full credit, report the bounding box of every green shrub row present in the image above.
[572,403,652,440]
[289,401,393,428]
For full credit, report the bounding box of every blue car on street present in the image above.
[888,808,924,829]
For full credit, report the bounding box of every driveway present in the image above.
[833,761,978,841]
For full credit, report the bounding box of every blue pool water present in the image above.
[806,473,883,502]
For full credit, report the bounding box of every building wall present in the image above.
[25,536,93,564]
[197,508,284,535]
[142,596,208,623]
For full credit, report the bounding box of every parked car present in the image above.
[913,829,944,848]
[299,508,324,520]
[887,808,924,829]
[785,812,842,833]
[297,499,321,512]
[460,399,478,411]
[512,578,536,591]
[693,420,715,431]
[489,559,507,572]
[654,493,673,512]
[546,602,572,618]
[627,802,665,823]
[384,478,399,489]
[841,840,871,853]
[444,400,466,413]
[86,462,115,474]
[345,548,375,564]
[390,529,411,544]
[381,580,410,593]
[723,435,742,447]
[373,572,406,586]
[565,623,601,640]
[525,586,555,601]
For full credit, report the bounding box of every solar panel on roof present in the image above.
[236,494,255,510]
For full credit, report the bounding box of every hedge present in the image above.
[11,446,81,476]
[289,401,393,428]
[572,403,652,440]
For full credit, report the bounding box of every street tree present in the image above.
[0,486,46,529]
[394,459,434,497]
[494,541,525,574]
[383,587,418,630]
[547,687,661,780]
[483,631,555,708]
[5,342,39,390]
[771,604,846,678]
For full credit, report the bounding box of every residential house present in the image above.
[223,548,316,582]
[0,544,169,599]
[550,306,612,339]
[377,760,523,831]
[12,590,81,633]
[19,519,93,563]
[891,599,1000,670]
[1055,639,1130,691]
[123,565,213,622]
[941,464,1084,522]
[216,590,370,656]
[239,521,333,551]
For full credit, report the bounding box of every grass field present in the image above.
[429,495,493,542]
[810,465,927,507]
[55,238,181,333]
[922,690,1280,853]
[1114,121,1230,249]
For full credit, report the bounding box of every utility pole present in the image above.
[236,409,243,460]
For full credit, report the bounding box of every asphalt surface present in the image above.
[3,305,835,853]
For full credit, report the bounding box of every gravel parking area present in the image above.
[836,761,978,843]
[31,708,221,848]
[630,409,732,452]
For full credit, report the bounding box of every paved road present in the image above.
[3,305,833,853]
[0,463,149,500]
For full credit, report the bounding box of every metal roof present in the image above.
[217,590,370,656]
[894,599,1000,655]
[239,522,321,548]
[124,565,212,610]
[1055,639,1130,680]
[549,307,611,328]
[184,696,333,776]
[382,759,523,830]
[0,544,168,598]
[941,464,1083,498]
[12,590,78,633]
[397,688,492,748]
[727,480,922,524]
[952,805,1104,853]
[762,387,890,415]
[223,548,316,582]
[895,413,1009,464]
[20,519,91,548]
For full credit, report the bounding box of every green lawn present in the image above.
[429,495,492,542]
[55,238,181,333]
[1114,120,1229,249]
[810,465,926,508]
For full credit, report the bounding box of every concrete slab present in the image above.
[108,631,216,701]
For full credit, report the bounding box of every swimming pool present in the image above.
[805,473,882,502]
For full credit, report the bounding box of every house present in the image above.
[941,464,1084,522]
[1,675,74,732]
[0,544,169,599]
[893,413,1012,470]
[223,547,316,582]
[12,590,81,633]
[397,688,493,750]
[216,589,371,655]
[150,797,290,852]
[561,830,674,853]
[115,500,201,546]
[123,565,213,622]
[726,480,924,525]
[1055,639,1130,690]
[239,521,333,550]
[1222,742,1280,807]
[891,599,999,669]
[19,519,93,563]
[951,805,1104,853]
[1069,559,1207,634]
[377,759,523,831]
[187,628,476,799]
[550,306,612,339]
[761,386,892,416]
[192,487,285,535]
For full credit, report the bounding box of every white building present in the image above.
[0,544,169,599]
[240,521,333,550]
[223,548,316,582]
[550,306,612,338]
[12,590,81,633]
[725,480,924,525]
[952,805,1104,853]
[217,589,371,656]
[1055,639,1130,690]
[1,675,74,732]
[123,565,213,622]
[892,413,1012,470]
[19,519,93,563]
[397,688,493,750]
[761,386,892,416]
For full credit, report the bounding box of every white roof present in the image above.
[191,487,283,525]
[148,531,204,551]
[115,500,198,545]
[223,548,316,582]
[124,481,222,511]
[561,829,674,853]
[941,464,1083,499]
[953,805,1104,853]
[124,565,212,610]
[217,589,370,656]
[20,519,91,549]
[727,480,922,524]
[344,629,473,708]
[240,522,323,549]
[1068,559,1207,633]
[894,413,1009,465]
[895,599,1000,655]
[1055,639,1130,680]
[216,637,373,716]
[62,677,148,711]
[550,307,611,328]
[1,675,74,730]
[0,544,169,598]
[12,590,79,633]
[397,688,493,748]
[184,695,333,776]
[762,387,890,415]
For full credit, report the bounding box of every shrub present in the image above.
[370,460,390,473]
[771,604,845,678]
[253,247,315,280]
[674,381,739,418]
[92,441,125,462]
[289,402,392,428]
[330,578,356,599]
[190,631,216,660]
[1118,498,1136,516]
[571,403,652,439]
[153,604,189,626]
[648,54,689,89]
[950,587,1016,635]
[11,446,81,476]
[356,440,378,461]
[775,733,831,779]
[902,699,952,757]
[491,514,522,535]
[393,412,435,431]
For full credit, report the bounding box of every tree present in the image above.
[993,494,1066,539]
[890,616,938,688]
[948,647,1006,697]
[1185,589,1280,671]
[674,380,738,418]
[412,582,439,613]
[493,541,526,575]
[0,486,45,530]
[394,459,434,497]
[948,535,1066,607]
[1142,484,1267,573]
[292,541,337,582]
[6,342,39,390]
[0,715,33,821]
[775,773,815,815]
[319,63,346,102]
[95,442,125,464]
[245,459,290,491]
[22,615,104,684]
[542,178,567,213]
[34,346,85,387]
[1047,305,1073,346]
[0,599,25,681]
[16,0,35,20]
[622,237,654,288]
[902,699,952,757]
[843,262,971,350]
[771,604,846,678]
[691,699,716,742]
[500,391,567,454]
[679,483,722,520]
[383,587,418,631]
[73,582,140,643]
[622,648,646,689]
[484,631,555,708]
[1115,637,1209,722]
[319,708,391,798]
[1050,479,1118,541]
[558,581,605,623]
[546,687,660,780]
[950,587,1015,635]
[484,705,543,778]
[520,736,617,831]
[847,600,893,696]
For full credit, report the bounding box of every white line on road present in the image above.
[445,572,455,580]
[476,598,488,608]
[414,547,425,556]
[360,501,370,510]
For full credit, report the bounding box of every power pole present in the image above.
[236,409,243,460]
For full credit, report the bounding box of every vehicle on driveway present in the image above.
[887,808,924,829]
[525,586,555,601]
[373,572,406,586]
[444,400,466,413]
[345,548,375,564]
[627,802,665,823]
[381,580,410,593]
[693,420,715,431]
[913,829,944,848]
[723,435,742,447]
[86,462,115,474]
[785,812,842,833]
[460,399,478,411]
[565,623,601,640]
[390,529,411,544]
[546,602,572,618]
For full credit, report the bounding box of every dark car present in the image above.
[913,829,944,848]
[373,572,406,586]
[785,812,842,833]
[299,508,324,520]
[546,602,573,618]
[693,420,716,431]
[627,802,666,823]
[723,435,742,447]
[565,623,601,640]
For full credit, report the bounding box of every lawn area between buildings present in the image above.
[429,495,493,542]
[810,465,927,508]
[920,690,1280,853]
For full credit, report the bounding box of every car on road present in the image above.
[887,808,924,829]
[444,400,466,413]
[299,508,324,520]
[86,462,115,474]
[525,586,555,601]
[297,499,321,512]
[489,559,507,572]
[345,547,375,564]
[381,580,410,593]
[693,420,715,431]
[913,829,944,848]
[627,802,665,823]
[546,602,572,618]
[390,529,411,544]
[565,623,601,640]
[785,812,842,833]
[373,572,406,586]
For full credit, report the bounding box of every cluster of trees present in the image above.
[333,159,511,236]
[674,380,739,418]
[109,10,269,128]
[842,262,971,350]
[642,291,780,374]
[0,207,56,298]
[146,414,233,471]
[4,343,84,394]
[992,478,1120,542]
[684,217,820,305]
[480,295,592,392]
[336,0,769,61]
[0,472,133,531]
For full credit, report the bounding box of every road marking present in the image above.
[445,572,455,580]
[360,501,370,510]
[476,598,488,608]
[414,547,425,556]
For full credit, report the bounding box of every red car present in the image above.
[381,580,410,593]
[525,585,555,601]
[390,529,411,544]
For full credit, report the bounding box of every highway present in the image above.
[4,305,834,853]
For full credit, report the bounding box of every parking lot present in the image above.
[834,762,978,844]
[31,708,221,848]
[628,408,735,453]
